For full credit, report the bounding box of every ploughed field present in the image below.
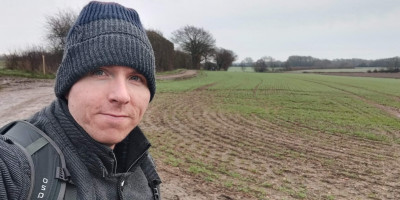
[1,72,400,199]
[142,72,400,200]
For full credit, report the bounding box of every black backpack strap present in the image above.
[1,120,71,200]
[64,182,77,200]
[140,154,162,200]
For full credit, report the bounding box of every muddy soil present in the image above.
[156,70,198,80]
[0,77,55,126]
[143,90,400,199]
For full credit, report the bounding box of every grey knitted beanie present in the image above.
[55,1,156,101]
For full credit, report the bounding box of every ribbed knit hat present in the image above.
[55,1,156,101]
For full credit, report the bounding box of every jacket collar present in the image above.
[114,126,151,173]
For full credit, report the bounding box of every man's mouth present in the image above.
[101,113,129,118]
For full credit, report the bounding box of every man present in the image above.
[0,1,161,199]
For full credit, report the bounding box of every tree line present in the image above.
[236,55,400,73]
[2,10,237,74]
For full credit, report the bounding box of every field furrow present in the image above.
[142,85,400,199]
[141,72,400,199]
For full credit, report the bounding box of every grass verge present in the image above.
[0,68,55,79]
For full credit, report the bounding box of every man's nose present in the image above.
[108,78,130,104]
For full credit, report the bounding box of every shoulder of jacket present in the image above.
[0,135,32,200]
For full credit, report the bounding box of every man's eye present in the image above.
[91,69,106,76]
[130,75,142,81]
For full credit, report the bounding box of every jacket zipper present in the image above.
[116,144,153,200]
[110,151,118,174]
[125,145,160,200]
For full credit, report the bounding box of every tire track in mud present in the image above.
[142,88,400,199]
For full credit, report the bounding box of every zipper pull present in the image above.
[152,187,159,200]
[150,179,161,200]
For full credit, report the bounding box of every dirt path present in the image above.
[0,77,55,126]
[156,70,198,80]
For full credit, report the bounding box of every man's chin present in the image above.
[96,135,126,148]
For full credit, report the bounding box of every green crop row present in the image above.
[158,71,400,142]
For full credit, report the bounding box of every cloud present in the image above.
[1,0,399,61]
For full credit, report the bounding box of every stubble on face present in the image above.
[66,66,150,149]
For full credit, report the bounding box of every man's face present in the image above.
[66,66,150,149]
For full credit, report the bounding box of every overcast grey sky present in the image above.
[1,0,399,62]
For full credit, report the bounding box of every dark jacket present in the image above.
[0,99,161,200]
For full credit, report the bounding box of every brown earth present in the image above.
[156,70,198,80]
[1,71,400,199]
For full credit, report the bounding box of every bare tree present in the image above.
[260,56,275,71]
[254,59,268,72]
[171,25,216,69]
[204,61,217,71]
[202,48,216,66]
[241,57,254,66]
[390,57,400,72]
[240,57,254,71]
[45,9,77,53]
[214,48,237,71]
